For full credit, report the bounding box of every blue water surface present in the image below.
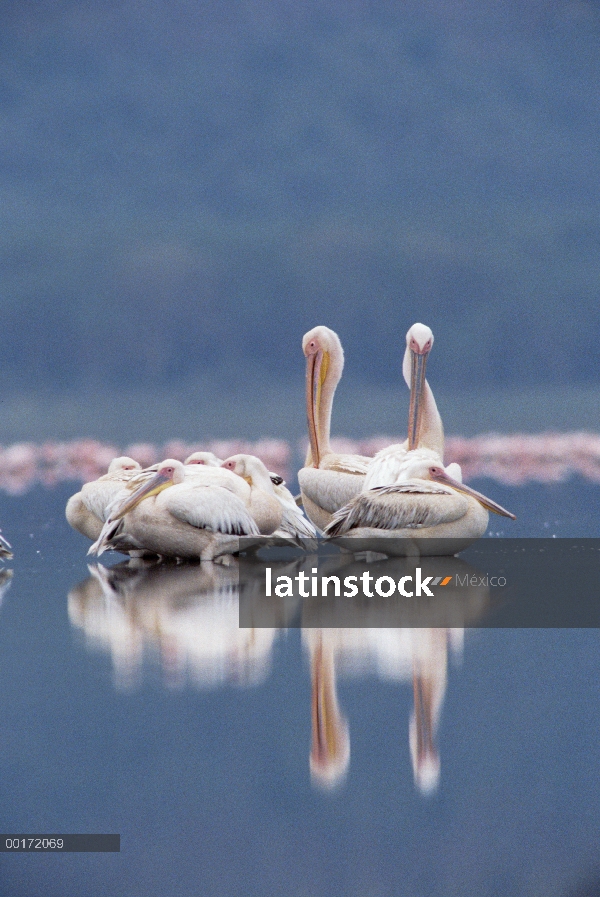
[0,482,597,897]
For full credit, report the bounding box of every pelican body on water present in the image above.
[221,454,317,543]
[323,323,516,553]
[88,458,299,562]
[325,460,515,555]
[66,456,143,541]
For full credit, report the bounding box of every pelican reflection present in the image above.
[68,552,491,796]
[68,560,278,691]
[0,569,12,605]
[299,553,492,794]
[306,630,350,790]
[303,625,461,795]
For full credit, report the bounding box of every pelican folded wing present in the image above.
[167,484,261,536]
[324,482,458,536]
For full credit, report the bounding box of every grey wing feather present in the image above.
[273,484,317,538]
[277,503,318,539]
[0,531,13,560]
[166,485,261,536]
[88,517,125,556]
[324,483,455,536]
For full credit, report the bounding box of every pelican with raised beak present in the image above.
[298,326,371,531]
[363,323,445,490]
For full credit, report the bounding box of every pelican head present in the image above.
[415,462,516,520]
[407,322,434,357]
[303,326,344,469]
[404,323,434,451]
[221,454,273,491]
[107,456,142,474]
[184,451,222,466]
[110,459,184,521]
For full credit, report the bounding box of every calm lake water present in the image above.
[0,480,598,897]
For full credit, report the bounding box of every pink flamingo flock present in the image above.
[0,431,598,496]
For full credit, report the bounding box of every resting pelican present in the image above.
[363,323,445,490]
[89,459,278,562]
[0,531,13,560]
[187,450,287,489]
[298,326,371,531]
[324,459,515,553]
[66,456,143,541]
[222,454,317,541]
[184,452,222,467]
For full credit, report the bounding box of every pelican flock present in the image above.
[90,459,267,562]
[63,320,515,562]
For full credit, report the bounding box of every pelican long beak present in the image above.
[407,347,429,451]
[111,471,174,521]
[431,469,516,519]
[306,349,329,469]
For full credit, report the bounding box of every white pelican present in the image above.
[297,326,371,531]
[187,450,288,491]
[66,456,143,541]
[89,459,278,562]
[222,454,317,542]
[0,531,12,560]
[363,323,445,490]
[184,451,222,467]
[324,459,515,553]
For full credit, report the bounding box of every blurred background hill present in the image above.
[1,0,599,439]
